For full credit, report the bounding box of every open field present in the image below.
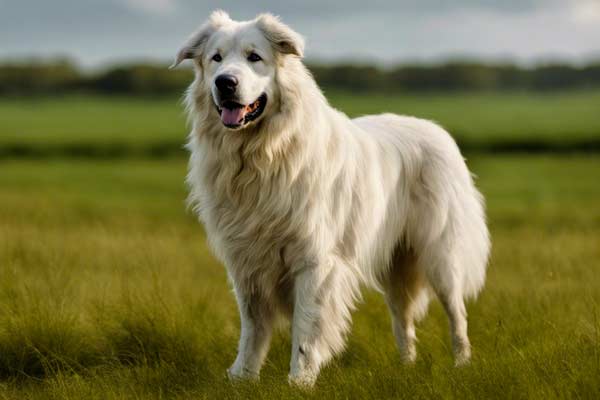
[0,155,599,399]
[2,90,600,156]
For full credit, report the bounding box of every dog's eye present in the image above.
[247,52,262,62]
[212,53,222,62]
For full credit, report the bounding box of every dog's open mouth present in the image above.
[216,93,267,129]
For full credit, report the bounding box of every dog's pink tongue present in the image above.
[221,107,246,125]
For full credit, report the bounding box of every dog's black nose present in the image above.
[215,74,238,96]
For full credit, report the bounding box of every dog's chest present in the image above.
[197,160,303,271]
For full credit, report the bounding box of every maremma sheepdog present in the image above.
[172,11,490,386]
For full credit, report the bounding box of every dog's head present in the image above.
[172,11,305,131]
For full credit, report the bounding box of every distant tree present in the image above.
[2,58,600,95]
[91,65,192,95]
[0,59,80,95]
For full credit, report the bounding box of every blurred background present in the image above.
[0,1,599,398]
[1,0,600,155]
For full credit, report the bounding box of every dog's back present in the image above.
[352,113,490,299]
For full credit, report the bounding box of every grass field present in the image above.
[2,90,600,156]
[1,155,599,399]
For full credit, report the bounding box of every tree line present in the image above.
[2,59,600,95]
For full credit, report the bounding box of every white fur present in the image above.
[176,11,490,386]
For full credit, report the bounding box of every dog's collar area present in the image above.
[216,93,267,129]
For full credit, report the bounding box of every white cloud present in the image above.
[121,0,178,16]
[296,4,600,66]
[569,0,600,24]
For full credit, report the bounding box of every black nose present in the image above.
[215,74,238,96]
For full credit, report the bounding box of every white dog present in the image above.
[173,11,490,386]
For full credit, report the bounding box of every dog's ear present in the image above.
[256,13,305,58]
[170,10,231,69]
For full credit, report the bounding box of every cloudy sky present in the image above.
[1,0,600,67]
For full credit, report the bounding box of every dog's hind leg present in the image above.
[383,248,430,363]
[228,287,275,380]
[421,242,471,366]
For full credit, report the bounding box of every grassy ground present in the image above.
[0,155,599,399]
[2,90,600,156]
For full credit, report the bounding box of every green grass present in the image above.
[1,90,600,155]
[0,96,186,145]
[0,155,599,399]
[327,89,600,146]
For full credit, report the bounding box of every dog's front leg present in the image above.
[289,263,349,387]
[228,287,274,381]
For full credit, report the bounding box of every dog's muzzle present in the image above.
[215,93,268,129]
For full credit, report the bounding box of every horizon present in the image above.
[3,54,600,73]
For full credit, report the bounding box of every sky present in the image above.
[1,0,600,68]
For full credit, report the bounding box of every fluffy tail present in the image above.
[459,187,491,300]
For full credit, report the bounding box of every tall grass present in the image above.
[0,156,599,398]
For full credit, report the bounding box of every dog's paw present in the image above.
[227,364,259,381]
[453,346,471,367]
[401,346,417,364]
[288,370,317,388]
